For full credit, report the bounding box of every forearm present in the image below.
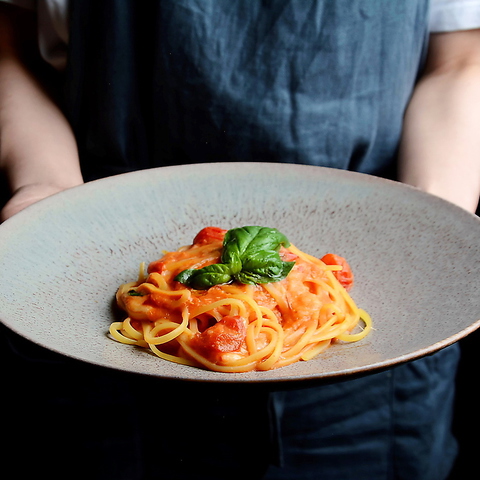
[399,33,480,214]
[0,56,83,192]
[0,3,82,221]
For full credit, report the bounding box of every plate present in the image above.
[1,163,479,384]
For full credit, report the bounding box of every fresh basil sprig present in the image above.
[175,226,295,289]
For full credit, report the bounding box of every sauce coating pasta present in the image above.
[110,227,371,372]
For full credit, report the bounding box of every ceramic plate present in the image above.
[1,163,479,384]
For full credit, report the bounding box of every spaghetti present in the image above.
[110,226,372,372]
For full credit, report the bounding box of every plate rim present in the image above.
[1,162,479,383]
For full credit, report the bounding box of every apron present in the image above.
[64,0,429,182]
[4,1,460,479]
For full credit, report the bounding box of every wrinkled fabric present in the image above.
[3,327,274,480]
[265,345,459,480]
[4,322,459,480]
[4,1,461,479]
[64,0,429,181]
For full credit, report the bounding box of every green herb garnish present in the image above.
[175,226,295,289]
[127,289,146,296]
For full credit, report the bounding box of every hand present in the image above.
[0,182,82,222]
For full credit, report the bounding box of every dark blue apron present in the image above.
[64,0,429,182]
[4,1,460,479]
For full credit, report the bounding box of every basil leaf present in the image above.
[240,249,282,269]
[127,289,146,297]
[235,265,294,285]
[174,263,233,290]
[236,253,295,284]
[176,226,295,289]
[222,226,290,263]
[242,227,290,256]
[220,227,257,272]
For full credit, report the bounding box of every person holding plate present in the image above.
[1,1,480,479]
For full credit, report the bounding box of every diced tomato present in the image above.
[147,259,166,274]
[280,247,298,263]
[321,253,354,291]
[130,320,143,332]
[192,315,247,354]
[193,227,227,245]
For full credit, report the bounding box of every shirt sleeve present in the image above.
[430,0,480,32]
[0,0,70,71]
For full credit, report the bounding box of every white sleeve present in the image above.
[0,0,70,71]
[430,0,480,32]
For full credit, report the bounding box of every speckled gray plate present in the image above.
[1,163,479,384]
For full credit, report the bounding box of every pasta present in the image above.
[110,226,372,372]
